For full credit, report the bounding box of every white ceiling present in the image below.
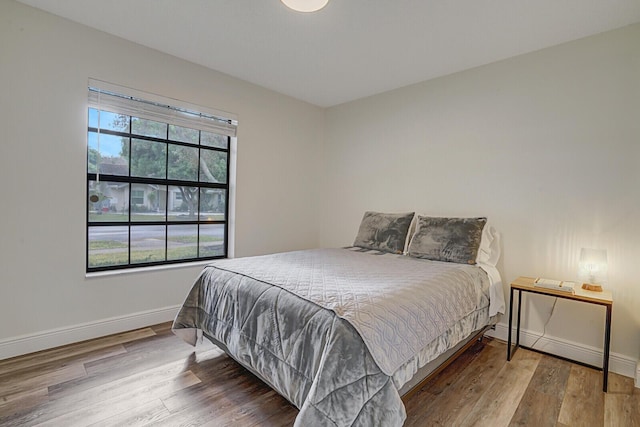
[16,0,640,107]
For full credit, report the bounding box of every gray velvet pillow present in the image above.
[408,216,487,264]
[353,211,415,254]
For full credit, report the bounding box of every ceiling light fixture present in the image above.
[281,0,329,13]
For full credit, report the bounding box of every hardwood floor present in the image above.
[0,323,637,426]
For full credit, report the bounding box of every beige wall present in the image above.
[322,24,640,362]
[2,0,639,372]
[0,1,324,349]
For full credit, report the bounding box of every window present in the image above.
[86,80,236,272]
[131,189,145,205]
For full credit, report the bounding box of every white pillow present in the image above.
[476,224,501,267]
[474,224,505,317]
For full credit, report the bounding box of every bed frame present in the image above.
[204,324,492,406]
[400,325,491,401]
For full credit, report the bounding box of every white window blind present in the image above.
[88,79,237,137]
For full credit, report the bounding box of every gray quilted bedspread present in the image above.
[172,249,489,426]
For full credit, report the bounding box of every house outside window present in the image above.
[86,80,237,272]
[131,189,145,205]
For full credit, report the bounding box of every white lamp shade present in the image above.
[578,248,608,285]
[281,0,329,12]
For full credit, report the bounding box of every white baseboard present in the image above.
[486,323,639,381]
[0,305,181,361]
[3,310,638,388]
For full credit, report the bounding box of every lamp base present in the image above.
[582,283,603,292]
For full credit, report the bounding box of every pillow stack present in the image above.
[353,212,488,265]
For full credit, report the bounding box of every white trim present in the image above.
[0,305,180,361]
[4,311,637,386]
[86,260,211,279]
[485,322,638,380]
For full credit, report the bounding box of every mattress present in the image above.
[172,248,501,426]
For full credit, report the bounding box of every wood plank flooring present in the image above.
[0,322,637,426]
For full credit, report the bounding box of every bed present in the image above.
[172,213,505,426]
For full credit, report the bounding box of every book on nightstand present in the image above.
[533,278,576,294]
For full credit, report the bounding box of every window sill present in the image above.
[85,259,214,279]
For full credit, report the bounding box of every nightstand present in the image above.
[506,276,613,392]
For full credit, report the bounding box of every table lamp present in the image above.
[578,248,607,292]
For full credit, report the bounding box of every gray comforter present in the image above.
[172,249,490,426]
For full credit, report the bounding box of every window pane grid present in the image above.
[87,99,230,272]
[87,126,230,153]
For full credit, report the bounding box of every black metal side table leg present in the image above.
[603,304,612,392]
[516,289,522,348]
[507,287,514,360]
